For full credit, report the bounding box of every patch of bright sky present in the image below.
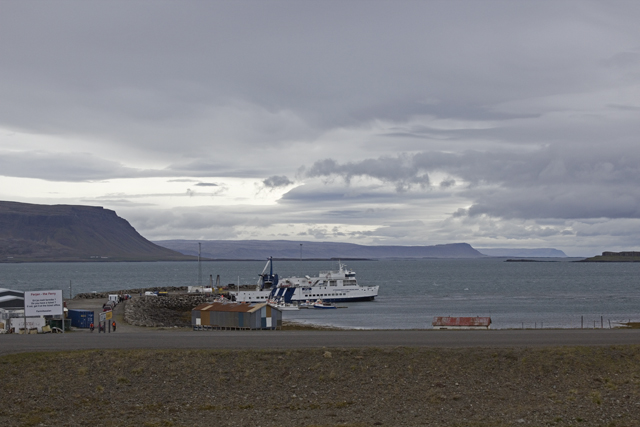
[236,222,382,242]
[0,176,102,205]
[100,178,296,208]
[0,176,295,209]
[0,127,44,151]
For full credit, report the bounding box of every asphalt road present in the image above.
[2,329,640,356]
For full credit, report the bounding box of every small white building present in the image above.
[0,308,47,333]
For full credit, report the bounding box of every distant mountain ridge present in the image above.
[153,239,486,260]
[0,201,193,262]
[477,248,567,257]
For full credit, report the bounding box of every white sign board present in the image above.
[24,290,63,316]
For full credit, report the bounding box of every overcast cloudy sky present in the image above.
[2,1,640,256]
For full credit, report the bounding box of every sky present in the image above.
[1,1,640,257]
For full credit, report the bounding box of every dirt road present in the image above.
[2,327,640,356]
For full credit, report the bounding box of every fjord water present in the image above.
[2,258,639,329]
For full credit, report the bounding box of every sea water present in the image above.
[1,258,639,329]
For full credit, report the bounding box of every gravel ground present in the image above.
[4,295,637,426]
[1,345,640,427]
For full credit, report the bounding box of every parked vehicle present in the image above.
[103,300,116,311]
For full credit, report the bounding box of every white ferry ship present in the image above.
[271,262,378,303]
[231,259,379,304]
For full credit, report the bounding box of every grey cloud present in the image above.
[440,179,456,189]
[3,2,640,255]
[607,104,640,111]
[79,199,156,208]
[321,210,366,219]
[305,157,430,192]
[362,221,429,240]
[0,150,151,182]
[4,2,634,147]
[302,146,640,222]
[279,182,454,206]
[92,190,226,201]
[601,50,640,68]
[165,159,272,179]
[262,175,293,188]
[465,187,640,220]
[574,219,640,238]
[195,182,218,187]
[0,150,262,183]
[299,227,331,240]
[296,226,353,240]
[122,206,277,240]
[438,214,640,256]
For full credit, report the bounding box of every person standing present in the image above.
[112,321,116,332]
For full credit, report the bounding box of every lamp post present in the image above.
[300,244,302,261]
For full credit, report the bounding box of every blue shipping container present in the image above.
[67,309,94,329]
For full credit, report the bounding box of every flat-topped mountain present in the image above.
[0,201,193,262]
[153,239,486,260]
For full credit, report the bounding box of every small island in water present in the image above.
[581,251,640,262]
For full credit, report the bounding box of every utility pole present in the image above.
[198,242,202,286]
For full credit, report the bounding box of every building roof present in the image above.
[0,288,24,297]
[193,302,271,313]
[432,316,491,327]
[0,295,25,309]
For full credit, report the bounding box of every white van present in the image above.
[108,294,119,304]
[144,291,158,297]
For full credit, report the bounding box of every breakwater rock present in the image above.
[74,286,188,299]
[124,294,211,327]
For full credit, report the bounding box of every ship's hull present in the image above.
[270,286,378,304]
[232,288,378,304]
